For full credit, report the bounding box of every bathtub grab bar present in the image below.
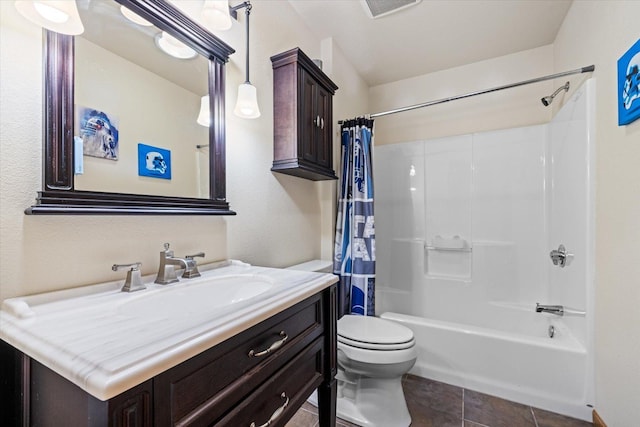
[425,246,472,252]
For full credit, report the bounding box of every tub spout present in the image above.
[535,303,564,316]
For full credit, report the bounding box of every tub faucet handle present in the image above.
[549,244,573,268]
[112,262,146,293]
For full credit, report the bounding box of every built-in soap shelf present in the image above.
[425,235,472,252]
[424,235,472,279]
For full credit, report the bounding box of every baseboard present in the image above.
[593,410,607,427]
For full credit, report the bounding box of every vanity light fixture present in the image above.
[201,0,232,31]
[120,5,153,27]
[231,1,260,119]
[155,31,198,59]
[14,0,84,35]
[197,95,210,126]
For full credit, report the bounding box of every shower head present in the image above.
[541,81,570,106]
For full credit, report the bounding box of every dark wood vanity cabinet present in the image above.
[271,48,339,181]
[0,284,337,427]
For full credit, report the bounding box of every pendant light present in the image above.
[14,0,84,35]
[232,1,260,119]
[196,1,259,126]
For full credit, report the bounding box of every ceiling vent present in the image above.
[361,0,422,19]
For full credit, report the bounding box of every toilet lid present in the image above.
[338,315,414,348]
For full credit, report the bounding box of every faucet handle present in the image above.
[112,262,146,293]
[186,252,205,260]
[182,252,204,279]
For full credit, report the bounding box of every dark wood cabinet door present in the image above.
[300,68,317,164]
[109,381,153,427]
[315,84,332,170]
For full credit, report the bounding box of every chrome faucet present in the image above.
[155,243,205,284]
[536,303,564,316]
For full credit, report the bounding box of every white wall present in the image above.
[552,2,640,426]
[0,0,368,299]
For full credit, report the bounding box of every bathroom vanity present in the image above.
[0,261,338,426]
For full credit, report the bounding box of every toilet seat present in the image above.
[337,315,416,365]
[338,335,415,351]
[338,315,415,347]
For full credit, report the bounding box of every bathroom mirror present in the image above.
[25,0,236,215]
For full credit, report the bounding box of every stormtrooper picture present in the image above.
[138,143,172,180]
[618,38,640,125]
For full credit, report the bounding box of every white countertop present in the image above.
[0,260,338,401]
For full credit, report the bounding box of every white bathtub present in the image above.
[381,310,592,421]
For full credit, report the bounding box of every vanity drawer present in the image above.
[215,337,324,427]
[155,293,324,426]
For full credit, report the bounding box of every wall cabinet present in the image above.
[0,285,337,427]
[271,48,339,181]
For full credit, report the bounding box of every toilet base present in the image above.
[306,373,411,427]
[335,371,411,427]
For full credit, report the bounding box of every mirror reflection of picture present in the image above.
[138,143,172,180]
[77,106,119,159]
[618,38,640,126]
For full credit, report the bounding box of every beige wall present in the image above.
[553,2,640,426]
[0,0,367,299]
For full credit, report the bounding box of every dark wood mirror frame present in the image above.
[25,0,236,215]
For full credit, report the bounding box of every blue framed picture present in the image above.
[138,143,172,180]
[618,38,640,126]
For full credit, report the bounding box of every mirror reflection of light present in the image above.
[120,5,153,27]
[197,95,210,127]
[34,1,68,23]
[155,31,197,59]
[409,165,416,176]
[410,187,417,192]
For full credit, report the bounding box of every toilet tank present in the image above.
[286,260,333,273]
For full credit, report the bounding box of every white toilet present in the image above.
[287,261,417,427]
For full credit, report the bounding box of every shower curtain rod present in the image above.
[340,64,595,123]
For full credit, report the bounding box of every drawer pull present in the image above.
[248,331,288,358]
[249,392,289,427]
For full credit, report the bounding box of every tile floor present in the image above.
[286,374,593,427]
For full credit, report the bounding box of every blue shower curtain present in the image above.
[334,118,375,317]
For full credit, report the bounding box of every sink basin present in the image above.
[117,274,275,319]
